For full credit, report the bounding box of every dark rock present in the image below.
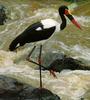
[42,52,64,67]
[0,75,24,100]
[20,88,61,100]
[41,54,90,73]
[0,75,60,100]
[0,5,7,25]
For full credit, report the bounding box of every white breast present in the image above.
[41,19,60,32]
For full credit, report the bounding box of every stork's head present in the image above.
[59,5,81,29]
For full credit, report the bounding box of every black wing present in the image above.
[9,22,56,51]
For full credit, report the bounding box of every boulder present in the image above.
[0,5,7,25]
[20,88,60,100]
[41,53,90,73]
[0,75,60,100]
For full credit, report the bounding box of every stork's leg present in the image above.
[38,45,43,100]
[26,45,43,89]
[26,46,36,60]
[38,45,43,89]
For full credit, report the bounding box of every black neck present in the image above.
[60,14,66,30]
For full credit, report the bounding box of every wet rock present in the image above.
[0,75,60,100]
[20,88,60,100]
[41,54,90,73]
[0,75,24,100]
[0,5,7,25]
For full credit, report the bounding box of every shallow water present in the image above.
[0,0,90,100]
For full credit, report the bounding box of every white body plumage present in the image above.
[36,19,60,33]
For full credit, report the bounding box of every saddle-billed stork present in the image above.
[9,5,81,88]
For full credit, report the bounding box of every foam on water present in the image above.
[0,43,88,100]
[0,62,90,100]
[56,41,90,62]
[75,16,90,27]
[71,45,90,60]
[0,49,90,100]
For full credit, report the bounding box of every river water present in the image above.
[0,0,90,100]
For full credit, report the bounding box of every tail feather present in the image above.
[9,37,20,51]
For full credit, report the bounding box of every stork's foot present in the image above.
[49,69,57,78]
